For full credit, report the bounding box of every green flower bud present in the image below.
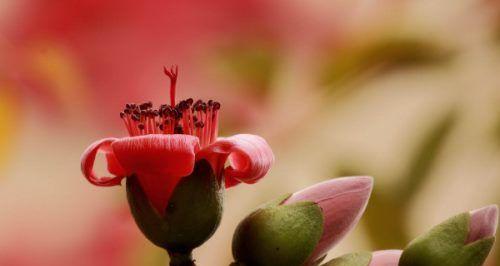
[232,194,324,266]
[399,205,498,266]
[232,177,373,266]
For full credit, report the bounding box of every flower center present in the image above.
[119,66,221,147]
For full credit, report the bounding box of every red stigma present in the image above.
[164,65,178,107]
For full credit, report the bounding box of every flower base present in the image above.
[126,159,223,255]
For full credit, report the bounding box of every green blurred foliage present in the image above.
[212,43,279,95]
[495,112,500,147]
[319,36,454,89]
[337,111,458,249]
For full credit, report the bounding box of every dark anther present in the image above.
[138,124,145,130]
[177,101,188,111]
[213,102,221,110]
[120,112,125,118]
[186,98,194,105]
[174,125,184,134]
[159,124,164,130]
[124,109,131,114]
[208,100,213,106]
[195,121,205,128]
[139,101,153,110]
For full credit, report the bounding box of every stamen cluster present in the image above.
[120,99,220,147]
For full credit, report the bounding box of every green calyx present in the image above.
[400,212,495,266]
[126,159,223,254]
[232,194,324,266]
[322,252,372,266]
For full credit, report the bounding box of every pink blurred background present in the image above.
[1,0,500,265]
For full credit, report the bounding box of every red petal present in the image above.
[197,134,274,188]
[111,134,200,214]
[105,152,126,176]
[81,138,126,186]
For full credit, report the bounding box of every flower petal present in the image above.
[284,176,373,262]
[81,138,125,186]
[112,134,200,176]
[112,134,200,214]
[105,152,126,176]
[197,134,274,188]
[369,250,402,266]
[466,204,498,244]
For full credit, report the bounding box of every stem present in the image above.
[168,251,196,266]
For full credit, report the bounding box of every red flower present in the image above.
[81,66,274,215]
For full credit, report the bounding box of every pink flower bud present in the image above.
[467,205,498,244]
[284,176,373,263]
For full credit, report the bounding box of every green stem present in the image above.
[168,251,195,266]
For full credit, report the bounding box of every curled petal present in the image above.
[467,205,498,244]
[197,134,274,188]
[105,151,126,176]
[112,134,200,214]
[81,138,125,186]
[285,176,373,262]
[369,250,402,266]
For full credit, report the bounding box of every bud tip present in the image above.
[467,204,498,244]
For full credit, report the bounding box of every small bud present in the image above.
[399,205,498,266]
[232,176,373,266]
[126,159,223,258]
[285,176,373,263]
[322,250,402,266]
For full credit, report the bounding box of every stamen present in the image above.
[119,68,221,147]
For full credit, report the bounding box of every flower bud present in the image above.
[126,159,223,257]
[232,176,373,266]
[323,250,402,266]
[399,205,498,266]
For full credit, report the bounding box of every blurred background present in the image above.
[1,0,500,265]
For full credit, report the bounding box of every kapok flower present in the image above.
[231,176,373,266]
[81,65,274,215]
[81,66,273,263]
